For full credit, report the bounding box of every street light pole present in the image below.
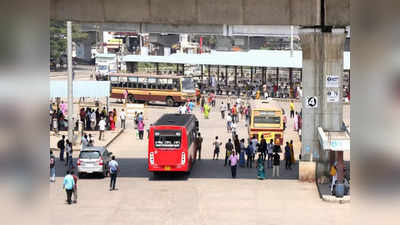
[67,21,74,142]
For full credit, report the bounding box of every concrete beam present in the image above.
[142,24,224,35]
[50,0,350,26]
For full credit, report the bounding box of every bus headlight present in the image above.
[181,152,186,165]
[150,152,154,165]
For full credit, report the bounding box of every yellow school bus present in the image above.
[248,100,284,145]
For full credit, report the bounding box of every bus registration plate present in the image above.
[164,166,171,171]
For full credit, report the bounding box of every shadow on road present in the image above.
[54,157,299,180]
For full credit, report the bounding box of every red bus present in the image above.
[148,114,199,173]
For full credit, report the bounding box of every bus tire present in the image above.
[166,97,174,107]
[128,95,135,103]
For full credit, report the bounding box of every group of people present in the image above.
[79,107,123,131]
[49,101,68,134]
[56,135,75,171]
[209,133,296,179]
[177,100,195,114]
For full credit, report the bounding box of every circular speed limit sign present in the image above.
[305,96,318,108]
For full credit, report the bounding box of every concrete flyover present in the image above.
[50,0,350,27]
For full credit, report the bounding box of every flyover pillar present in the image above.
[299,28,346,180]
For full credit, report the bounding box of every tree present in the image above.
[50,20,89,60]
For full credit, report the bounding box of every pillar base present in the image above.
[299,161,316,182]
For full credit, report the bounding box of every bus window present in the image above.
[128,76,138,88]
[148,77,157,89]
[155,78,162,89]
[173,79,181,91]
[167,79,173,90]
[159,78,168,89]
[154,130,181,148]
[120,76,128,88]
[181,77,195,92]
[110,76,119,87]
[138,77,147,89]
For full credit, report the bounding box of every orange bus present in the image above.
[109,73,196,106]
[148,114,199,173]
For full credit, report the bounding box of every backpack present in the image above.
[57,140,63,149]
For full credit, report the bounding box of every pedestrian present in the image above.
[229,151,239,178]
[109,156,120,191]
[71,170,78,203]
[220,101,226,119]
[66,142,73,170]
[259,135,267,161]
[138,120,145,140]
[119,109,126,129]
[50,150,56,182]
[109,111,115,131]
[195,133,203,160]
[239,139,246,167]
[245,139,253,168]
[283,113,287,130]
[201,96,205,112]
[267,139,274,168]
[226,113,233,133]
[294,112,299,131]
[90,109,96,130]
[272,151,280,177]
[81,134,89,149]
[65,140,71,166]
[256,153,265,179]
[88,134,94,146]
[203,103,210,119]
[290,140,295,165]
[63,170,75,204]
[224,139,233,166]
[98,117,106,141]
[53,115,59,135]
[284,142,291,169]
[57,135,66,161]
[290,101,295,118]
[213,136,222,160]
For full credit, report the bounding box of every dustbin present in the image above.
[335,183,345,198]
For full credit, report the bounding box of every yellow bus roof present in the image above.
[251,100,282,112]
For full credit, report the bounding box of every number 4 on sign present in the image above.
[305,96,318,108]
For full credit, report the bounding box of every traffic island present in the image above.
[299,161,316,182]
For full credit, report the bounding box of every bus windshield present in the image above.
[154,130,182,148]
[181,77,195,92]
[253,111,281,125]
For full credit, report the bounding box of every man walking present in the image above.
[195,133,203,160]
[224,139,234,167]
[63,170,75,204]
[71,170,78,203]
[290,101,295,118]
[213,136,222,160]
[284,142,291,170]
[50,150,56,182]
[57,135,65,161]
[259,135,267,161]
[108,156,120,191]
[220,101,226,119]
[229,151,239,178]
[120,109,126,129]
[272,151,281,177]
[98,117,106,141]
[267,139,274,168]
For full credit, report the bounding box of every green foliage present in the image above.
[50,20,89,59]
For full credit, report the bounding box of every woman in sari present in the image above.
[109,111,115,131]
[203,103,210,119]
[290,140,295,165]
[113,108,117,127]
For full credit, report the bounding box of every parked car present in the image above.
[77,146,113,178]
